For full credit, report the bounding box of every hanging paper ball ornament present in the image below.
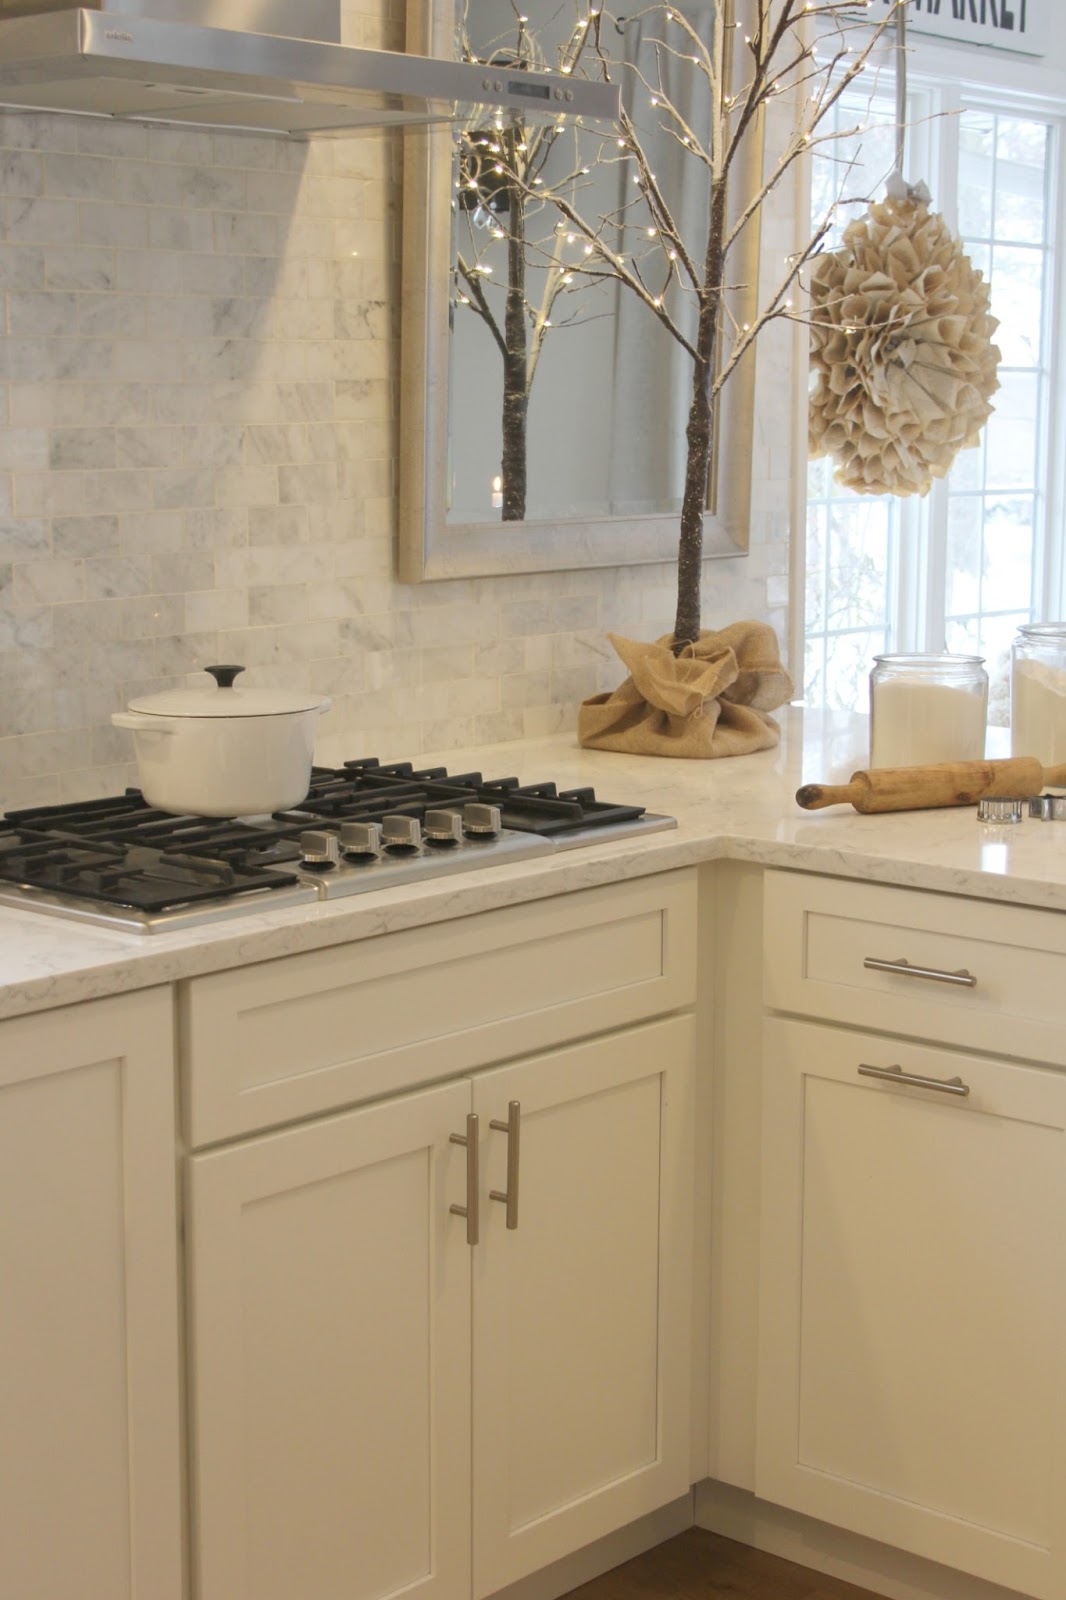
[808,179,1001,497]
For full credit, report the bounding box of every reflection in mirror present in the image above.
[399,0,760,581]
[451,3,717,527]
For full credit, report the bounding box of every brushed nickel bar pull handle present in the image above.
[858,1063,970,1098]
[449,1113,479,1247]
[863,956,977,988]
[489,1100,521,1230]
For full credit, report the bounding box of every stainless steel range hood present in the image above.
[0,0,619,137]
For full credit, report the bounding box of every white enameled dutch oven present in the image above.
[112,664,332,817]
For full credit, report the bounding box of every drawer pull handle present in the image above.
[858,1063,970,1098]
[489,1100,521,1230]
[863,956,977,989]
[449,1113,479,1247]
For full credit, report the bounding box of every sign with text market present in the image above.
[877,0,1047,56]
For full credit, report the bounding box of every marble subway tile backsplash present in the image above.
[0,0,793,812]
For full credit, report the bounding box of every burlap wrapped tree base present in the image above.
[578,621,794,758]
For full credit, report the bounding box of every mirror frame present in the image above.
[398,0,763,582]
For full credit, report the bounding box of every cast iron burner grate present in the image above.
[336,759,647,835]
[0,826,303,913]
[0,757,673,929]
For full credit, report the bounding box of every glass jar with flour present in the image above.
[869,654,988,768]
[1010,624,1066,765]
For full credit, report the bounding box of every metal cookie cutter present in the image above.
[976,797,1025,823]
[1029,794,1066,820]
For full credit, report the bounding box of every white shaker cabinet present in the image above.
[756,872,1066,1600]
[188,1078,473,1600]
[186,872,697,1600]
[472,1019,693,1597]
[0,988,182,1600]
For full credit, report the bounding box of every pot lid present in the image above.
[127,664,327,718]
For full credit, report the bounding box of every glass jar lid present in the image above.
[1016,623,1066,641]
[872,652,986,671]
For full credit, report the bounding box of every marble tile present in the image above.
[500,671,552,711]
[249,585,308,625]
[185,588,248,632]
[44,246,115,292]
[183,507,248,550]
[149,208,214,254]
[80,201,147,248]
[77,121,146,160]
[51,514,117,558]
[115,427,183,471]
[49,429,116,471]
[214,464,279,507]
[82,556,152,600]
[152,552,215,594]
[0,429,47,471]
[45,153,114,202]
[14,558,84,607]
[119,593,186,640]
[0,518,50,562]
[0,686,54,738]
[0,112,78,153]
[154,631,219,676]
[79,292,147,339]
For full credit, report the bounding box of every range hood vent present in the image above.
[0,1,619,137]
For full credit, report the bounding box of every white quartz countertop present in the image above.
[3,706,1065,1022]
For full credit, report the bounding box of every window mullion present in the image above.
[1040,120,1066,618]
[921,84,961,650]
[922,485,949,650]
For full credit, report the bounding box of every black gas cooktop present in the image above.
[0,759,676,932]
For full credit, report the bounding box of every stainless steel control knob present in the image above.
[299,830,339,868]
[463,802,502,838]
[382,814,422,850]
[339,820,382,858]
[424,809,463,845]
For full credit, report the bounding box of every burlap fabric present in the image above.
[578,622,794,758]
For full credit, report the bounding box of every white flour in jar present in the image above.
[870,677,987,767]
[1011,659,1066,765]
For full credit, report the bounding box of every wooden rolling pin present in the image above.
[796,757,1066,814]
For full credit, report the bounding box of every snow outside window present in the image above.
[803,81,1062,725]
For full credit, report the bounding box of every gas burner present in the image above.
[0,758,676,931]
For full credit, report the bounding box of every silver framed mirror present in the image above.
[399,0,762,582]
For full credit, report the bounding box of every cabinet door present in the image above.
[188,1079,472,1600]
[757,1016,1066,1600]
[0,989,182,1600]
[472,1015,694,1597]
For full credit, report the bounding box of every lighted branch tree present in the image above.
[453,8,606,522]
[489,0,907,649]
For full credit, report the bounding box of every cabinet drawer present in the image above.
[183,870,697,1145]
[764,870,1066,1065]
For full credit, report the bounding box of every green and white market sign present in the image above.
[876,0,1047,57]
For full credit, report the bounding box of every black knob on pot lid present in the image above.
[205,664,245,689]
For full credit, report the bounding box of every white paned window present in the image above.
[803,79,1063,722]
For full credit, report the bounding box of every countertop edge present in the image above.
[3,822,1063,1024]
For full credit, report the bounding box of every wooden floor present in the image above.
[563,1529,885,1600]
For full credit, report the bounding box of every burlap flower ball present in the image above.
[809,182,1001,497]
